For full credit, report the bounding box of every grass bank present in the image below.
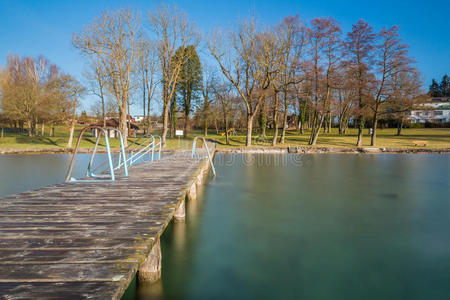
[0,126,449,153]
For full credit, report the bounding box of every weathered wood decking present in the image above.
[0,150,212,299]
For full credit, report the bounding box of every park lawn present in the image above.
[0,126,449,151]
[207,128,450,149]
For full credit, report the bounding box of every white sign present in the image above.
[175,130,184,136]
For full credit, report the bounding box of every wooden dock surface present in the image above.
[0,150,211,299]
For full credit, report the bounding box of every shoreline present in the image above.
[1,145,449,155]
[218,146,450,154]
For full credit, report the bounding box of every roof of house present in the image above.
[430,97,450,103]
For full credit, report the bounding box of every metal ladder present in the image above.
[191,136,216,177]
[65,126,162,182]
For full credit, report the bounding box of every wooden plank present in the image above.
[0,282,121,300]
[0,248,149,263]
[0,262,137,281]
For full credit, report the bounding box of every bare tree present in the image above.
[308,17,342,145]
[209,18,273,146]
[272,16,305,145]
[388,69,424,135]
[343,20,376,146]
[200,66,216,136]
[136,36,158,134]
[85,56,107,127]
[369,26,413,146]
[214,82,234,144]
[63,76,85,148]
[148,4,198,147]
[73,8,140,146]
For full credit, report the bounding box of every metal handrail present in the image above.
[91,134,162,174]
[65,126,128,182]
[191,136,216,177]
[116,134,162,168]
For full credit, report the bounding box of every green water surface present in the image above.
[128,153,450,300]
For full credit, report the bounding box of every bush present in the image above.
[424,122,450,128]
[407,122,424,129]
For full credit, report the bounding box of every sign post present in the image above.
[175,130,183,148]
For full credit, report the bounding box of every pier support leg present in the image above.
[138,238,161,284]
[174,199,185,221]
[188,182,197,202]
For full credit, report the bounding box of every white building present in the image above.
[134,115,145,123]
[408,97,450,123]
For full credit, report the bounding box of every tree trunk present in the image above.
[142,76,146,135]
[356,115,364,146]
[344,118,348,135]
[224,112,229,145]
[272,92,279,146]
[119,106,128,147]
[246,113,254,147]
[214,118,219,135]
[259,100,267,137]
[41,123,45,136]
[171,100,177,138]
[27,120,32,137]
[204,119,208,137]
[161,101,170,147]
[279,92,288,144]
[184,111,189,138]
[397,118,403,136]
[328,112,332,133]
[370,112,378,146]
[309,112,317,144]
[127,99,131,139]
[310,114,325,145]
[67,121,75,148]
[101,94,106,128]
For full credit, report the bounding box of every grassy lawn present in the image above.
[0,126,449,151]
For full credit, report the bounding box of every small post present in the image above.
[174,199,186,221]
[138,238,162,283]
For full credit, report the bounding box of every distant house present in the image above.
[408,97,450,123]
[90,118,139,138]
[134,115,145,123]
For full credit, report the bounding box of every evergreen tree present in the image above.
[429,79,441,97]
[439,74,450,96]
[173,45,202,137]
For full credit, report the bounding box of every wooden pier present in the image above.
[0,150,212,299]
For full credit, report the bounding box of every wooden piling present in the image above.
[138,238,162,283]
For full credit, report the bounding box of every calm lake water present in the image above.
[0,153,102,197]
[0,153,449,299]
[130,153,450,300]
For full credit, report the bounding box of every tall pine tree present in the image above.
[173,45,202,137]
[440,74,450,96]
[429,79,441,97]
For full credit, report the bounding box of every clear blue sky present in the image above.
[1,0,449,113]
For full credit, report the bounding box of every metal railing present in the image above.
[65,126,128,182]
[118,134,161,168]
[191,136,216,177]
